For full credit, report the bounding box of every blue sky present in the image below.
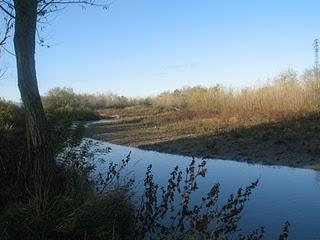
[1,0,320,101]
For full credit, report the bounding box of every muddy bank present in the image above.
[87,111,320,170]
[140,133,320,170]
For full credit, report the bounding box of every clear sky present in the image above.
[1,0,320,101]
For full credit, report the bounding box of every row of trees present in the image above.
[43,87,151,110]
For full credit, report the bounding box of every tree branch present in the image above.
[0,45,15,56]
[0,66,6,79]
[0,2,15,19]
[0,16,13,47]
[37,0,112,15]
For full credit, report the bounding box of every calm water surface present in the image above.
[86,138,320,239]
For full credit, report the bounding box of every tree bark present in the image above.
[13,0,54,183]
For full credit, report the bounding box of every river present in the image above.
[84,137,320,239]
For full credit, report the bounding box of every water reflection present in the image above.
[86,138,320,240]
[315,171,320,188]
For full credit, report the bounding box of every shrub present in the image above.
[0,98,24,129]
[43,87,100,121]
[0,131,135,240]
[0,99,25,208]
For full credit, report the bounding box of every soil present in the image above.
[86,108,320,170]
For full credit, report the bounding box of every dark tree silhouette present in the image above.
[0,0,111,190]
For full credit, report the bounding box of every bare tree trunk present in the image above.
[13,0,54,187]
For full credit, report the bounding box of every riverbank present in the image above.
[86,107,320,170]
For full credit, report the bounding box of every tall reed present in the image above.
[152,69,320,119]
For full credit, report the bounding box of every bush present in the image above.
[43,87,100,122]
[43,87,150,111]
[0,128,135,240]
[70,191,135,240]
[0,99,25,208]
[0,98,24,129]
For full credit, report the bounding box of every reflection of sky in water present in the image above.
[86,138,320,240]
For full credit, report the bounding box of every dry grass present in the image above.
[45,69,320,122]
[152,69,320,119]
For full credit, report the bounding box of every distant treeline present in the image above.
[42,88,152,110]
[5,68,319,120]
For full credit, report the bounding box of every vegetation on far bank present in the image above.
[152,69,320,117]
[39,68,320,121]
[41,68,320,119]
